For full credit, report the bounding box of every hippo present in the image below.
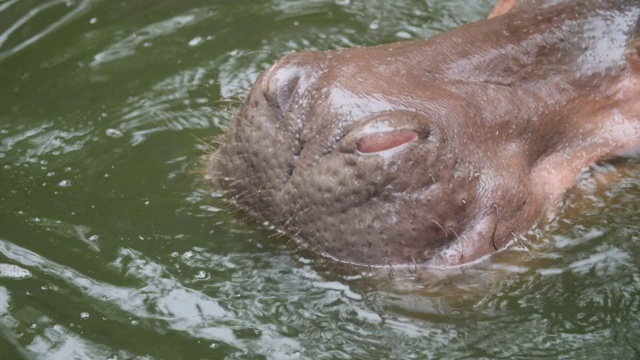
[207,0,640,268]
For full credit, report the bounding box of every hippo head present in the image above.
[208,4,638,267]
[208,36,553,267]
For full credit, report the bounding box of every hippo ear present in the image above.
[488,0,518,18]
[488,0,565,19]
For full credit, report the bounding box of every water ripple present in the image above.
[0,0,94,62]
[90,10,213,67]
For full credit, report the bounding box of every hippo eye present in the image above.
[337,111,434,154]
[356,130,419,153]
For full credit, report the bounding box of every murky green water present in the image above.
[1,0,639,358]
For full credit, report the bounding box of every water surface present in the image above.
[1,0,639,358]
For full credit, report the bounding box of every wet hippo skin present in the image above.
[208,0,640,268]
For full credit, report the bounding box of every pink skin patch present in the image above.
[356,130,419,153]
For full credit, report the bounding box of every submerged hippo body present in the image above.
[209,0,640,267]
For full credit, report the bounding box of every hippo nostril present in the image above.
[357,130,419,153]
[263,64,303,112]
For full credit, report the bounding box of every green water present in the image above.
[1,0,639,358]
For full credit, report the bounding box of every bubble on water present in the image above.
[188,36,203,47]
[183,251,194,259]
[0,264,32,279]
[369,22,379,30]
[89,17,97,24]
[195,270,209,280]
[88,234,99,241]
[106,128,123,138]
[80,312,90,319]
[58,180,71,187]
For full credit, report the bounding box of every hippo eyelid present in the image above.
[337,110,435,154]
[356,129,420,153]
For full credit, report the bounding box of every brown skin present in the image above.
[208,0,640,268]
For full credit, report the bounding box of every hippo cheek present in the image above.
[275,124,480,265]
[279,167,479,265]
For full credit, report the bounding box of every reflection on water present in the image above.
[0,0,639,358]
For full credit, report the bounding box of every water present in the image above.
[0,0,639,358]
